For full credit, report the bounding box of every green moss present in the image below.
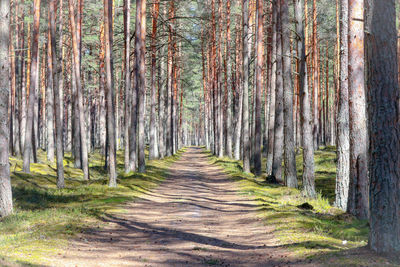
[207,148,379,265]
[0,149,183,266]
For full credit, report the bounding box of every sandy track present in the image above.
[50,148,312,267]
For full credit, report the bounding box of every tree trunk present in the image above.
[282,0,297,188]
[271,0,284,182]
[365,0,400,253]
[266,1,277,175]
[348,0,368,220]
[149,0,159,160]
[46,30,55,163]
[104,0,117,187]
[135,0,147,173]
[242,0,251,173]
[123,0,131,172]
[335,0,350,211]
[253,0,263,175]
[49,0,64,188]
[68,0,89,180]
[0,0,13,217]
[312,0,319,150]
[23,0,40,173]
[295,0,316,197]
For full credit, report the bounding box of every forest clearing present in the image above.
[0,0,400,266]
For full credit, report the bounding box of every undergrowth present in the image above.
[0,148,183,266]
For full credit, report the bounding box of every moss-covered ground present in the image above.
[0,149,183,266]
[208,147,400,266]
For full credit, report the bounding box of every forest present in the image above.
[0,0,399,266]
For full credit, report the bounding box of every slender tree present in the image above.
[348,0,368,219]
[104,0,117,187]
[282,0,297,188]
[49,0,64,188]
[253,0,263,175]
[365,0,400,253]
[266,1,277,175]
[335,0,350,211]
[149,0,160,160]
[295,0,316,197]
[46,30,55,163]
[68,0,89,180]
[123,0,131,172]
[242,0,251,173]
[271,0,284,182]
[0,0,13,217]
[23,0,41,173]
[135,0,147,173]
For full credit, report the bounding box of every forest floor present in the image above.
[1,147,400,266]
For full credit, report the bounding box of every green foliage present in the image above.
[0,149,183,266]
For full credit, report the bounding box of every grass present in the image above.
[207,147,399,266]
[0,148,184,266]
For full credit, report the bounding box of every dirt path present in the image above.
[50,148,309,267]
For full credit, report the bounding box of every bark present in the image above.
[266,1,277,175]
[225,0,233,158]
[46,31,55,163]
[295,0,316,197]
[282,0,297,188]
[23,0,40,173]
[0,0,13,217]
[217,0,223,158]
[135,0,147,173]
[49,0,64,188]
[253,0,263,175]
[68,0,89,180]
[335,0,350,211]
[149,0,160,160]
[271,1,284,182]
[312,0,319,150]
[365,0,400,253]
[348,0,368,220]
[123,0,131,172]
[242,0,251,173]
[104,0,117,187]
[233,15,243,161]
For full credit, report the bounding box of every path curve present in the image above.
[51,148,309,267]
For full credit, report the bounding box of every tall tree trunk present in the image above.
[225,0,232,158]
[123,0,131,172]
[233,15,243,161]
[104,0,117,186]
[253,0,263,175]
[312,0,319,150]
[49,0,64,188]
[68,0,89,180]
[0,0,13,217]
[266,1,277,175]
[282,0,297,188]
[242,0,251,173]
[271,0,284,182]
[23,0,40,173]
[348,0,368,220]
[365,0,400,253]
[46,30,55,163]
[295,0,316,197]
[149,0,160,160]
[335,0,350,210]
[135,0,146,173]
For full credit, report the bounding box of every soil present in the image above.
[48,148,322,267]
